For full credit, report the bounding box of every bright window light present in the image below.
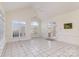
[13,21,26,24]
[31,22,39,26]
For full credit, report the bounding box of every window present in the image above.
[31,21,39,27]
[12,20,26,38]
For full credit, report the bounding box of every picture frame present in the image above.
[64,23,72,29]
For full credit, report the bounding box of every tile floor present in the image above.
[1,38,79,57]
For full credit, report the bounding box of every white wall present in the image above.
[50,9,79,45]
[39,9,79,46]
[5,6,38,42]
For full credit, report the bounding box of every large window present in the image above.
[0,21,4,41]
[12,21,26,38]
[31,20,41,38]
[0,13,5,48]
[47,22,56,38]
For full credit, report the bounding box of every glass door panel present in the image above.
[12,21,26,38]
[31,21,41,38]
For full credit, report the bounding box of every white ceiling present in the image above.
[1,2,31,12]
[2,2,79,18]
[32,2,79,18]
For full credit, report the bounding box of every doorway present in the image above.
[31,20,41,38]
[12,20,26,39]
[47,22,56,39]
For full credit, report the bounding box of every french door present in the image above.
[12,21,26,38]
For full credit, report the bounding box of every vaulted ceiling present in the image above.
[1,2,79,18]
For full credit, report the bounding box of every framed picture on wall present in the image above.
[64,23,72,29]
